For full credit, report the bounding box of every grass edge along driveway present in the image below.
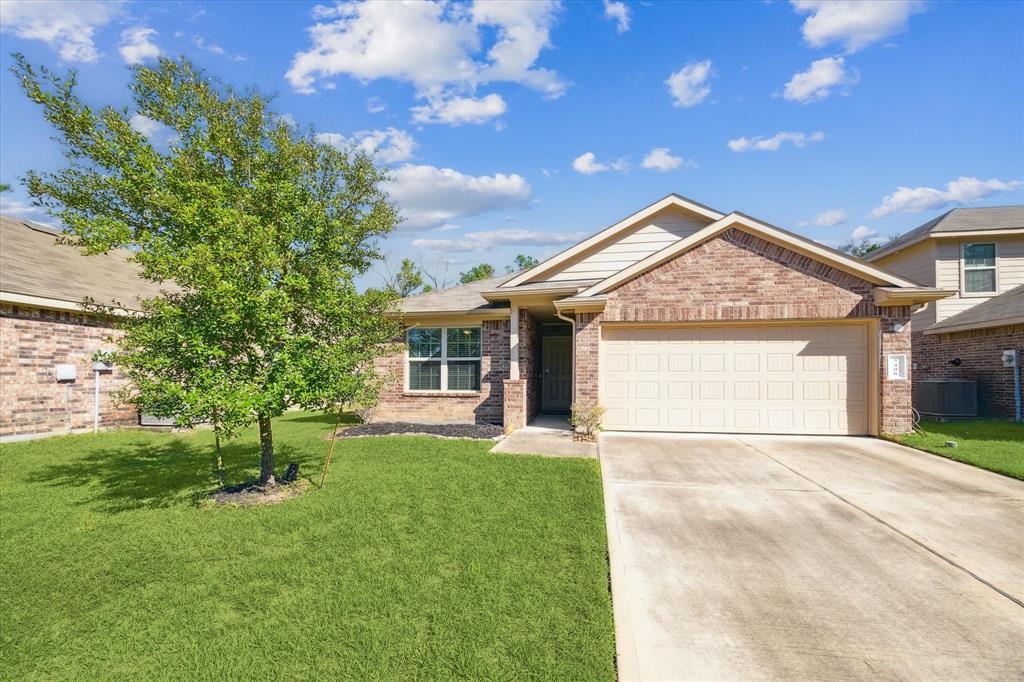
[0,412,615,680]
[892,418,1024,480]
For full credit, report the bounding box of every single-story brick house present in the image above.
[865,206,1023,420]
[378,195,952,436]
[0,215,162,441]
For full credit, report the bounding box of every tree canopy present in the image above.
[384,258,424,297]
[508,254,539,273]
[13,55,399,484]
[458,263,495,284]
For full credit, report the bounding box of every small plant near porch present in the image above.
[570,401,606,442]
[13,56,399,491]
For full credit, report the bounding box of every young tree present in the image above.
[507,254,539,273]
[383,258,423,297]
[14,55,399,485]
[459,263,495,283]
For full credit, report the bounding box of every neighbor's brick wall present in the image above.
[519,309,541,421]
[1,304,136,438]
[373,319,509,424]
[911,324,1024,419]
[572,229,917,433]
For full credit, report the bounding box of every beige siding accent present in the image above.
[935,235,1024,323]
[543,206,712,282]
[873,241,937,328]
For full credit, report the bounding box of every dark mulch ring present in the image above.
[334,421,505,440]
[207,478,309,507]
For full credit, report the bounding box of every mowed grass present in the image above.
[0,412,614,680]
[895,419,1024,480]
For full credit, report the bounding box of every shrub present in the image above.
[569,401,606,442]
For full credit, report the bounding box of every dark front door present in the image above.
[542,336,572,412]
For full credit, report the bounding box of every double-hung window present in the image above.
[407,327,481,392]
[962,243,997,295]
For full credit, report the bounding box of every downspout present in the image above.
[94,368,100,433]
[555,308,576,405]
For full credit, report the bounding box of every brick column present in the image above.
[880,315,913,434]
[574,312,601,404]
[503,378,527,432]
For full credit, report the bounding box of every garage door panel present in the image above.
[600,323,871,435]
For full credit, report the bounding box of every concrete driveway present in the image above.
[600,433,1024,681]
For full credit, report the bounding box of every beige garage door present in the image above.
[600,323,872,435]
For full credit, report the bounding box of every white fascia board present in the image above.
[577,213,918,298]
[501,194,724,288]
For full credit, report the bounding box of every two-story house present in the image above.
[865,206,1024,419]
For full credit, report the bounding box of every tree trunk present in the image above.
[258,414,275,485]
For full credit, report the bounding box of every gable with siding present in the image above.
[537,205,715,282]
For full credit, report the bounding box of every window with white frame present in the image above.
[962,242,997,294]
[407,327,481,392]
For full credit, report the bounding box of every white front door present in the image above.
[600,323,872,435]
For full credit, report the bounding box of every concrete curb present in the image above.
[598,434,641,681]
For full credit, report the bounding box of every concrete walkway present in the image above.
[490,414,596,458]
[600,432,1024,681]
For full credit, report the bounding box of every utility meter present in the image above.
[1003,350,1019,368]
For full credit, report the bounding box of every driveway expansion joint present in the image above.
[735,435,1024,610]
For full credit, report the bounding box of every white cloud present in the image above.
[871,177,1024,217]
[411,93,507,126]
[129,113,178,146]
[792,1,924,53]
[799,208,847,227]
[783,56,857,103]
[665,59,712,108]
[0,194,50,222]
[604,0,630,33]
[385,164,532,230]
[850,225,877,240]
[192,35,246,62]
[119,27,160,65]
[287,0,566,122]
[572,152,629,175]
[641,147,694,172]
[316,127,417,164]
[413,228,586,252]
[0,0,121,62]
[727,131,825,152]
[366,96,387,113]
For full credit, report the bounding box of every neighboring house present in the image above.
[865,206,1024,419]
[377,194,949,436]
[0,215,163,441]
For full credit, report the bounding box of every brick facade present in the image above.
[518,309,541,421]
[373,319,509,424]
[1,304,137,439]
[573,230,916,434]
[502,379,527,431]
[911,324,1024,419]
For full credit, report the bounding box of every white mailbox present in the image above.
[55,364,77,382]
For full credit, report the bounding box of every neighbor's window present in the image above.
[962,243,997,294]
[406,327,481,392]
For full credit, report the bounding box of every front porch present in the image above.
[490,413,597,458]
[502,304,575,431]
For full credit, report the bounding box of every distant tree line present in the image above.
[382,253,540,297]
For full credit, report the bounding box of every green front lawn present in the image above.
[0,413,614,680]
[894,419,1024,480]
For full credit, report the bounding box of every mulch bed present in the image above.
[207,479,309,507]
[333,421,504,440]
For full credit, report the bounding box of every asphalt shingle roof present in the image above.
[0,215,166,311]
[399,273,516,314]
[867,206,1024,261]
[927,284,1024,332]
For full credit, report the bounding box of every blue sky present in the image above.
[2,0,1022,288]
